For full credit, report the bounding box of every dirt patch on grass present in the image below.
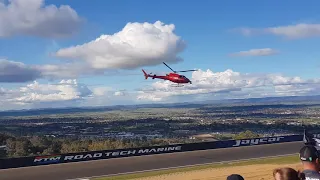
[132,163,302,180]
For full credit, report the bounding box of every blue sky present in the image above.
[1,0,320,110]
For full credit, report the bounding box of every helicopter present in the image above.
[142,62,197,87]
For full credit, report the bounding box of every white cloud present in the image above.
[229,48,278,57]
[0,80,138,110]
[1,69,320,111]
[36,63,107,79]
[137,92,164,102]
[266,24,320,39]
[234,27,259,36]
[92,87,113,96]
[0,57,130,83]
[83,88,136,107]
[0,0,83,38]
[274,84,320,96]
[114,91,125,96]
[0,59,42,82]
[137,69,320,102]
[55,21,186,70]
[0,21,185,81]
[235,23,320,39]
[0,59,104,82]
[0,80,92,107]
[19,79,92,103]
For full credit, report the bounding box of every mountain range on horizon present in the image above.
[1,95,320,117]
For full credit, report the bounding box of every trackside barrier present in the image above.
[0,133,317,169]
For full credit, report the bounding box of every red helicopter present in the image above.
[142,62,197,86]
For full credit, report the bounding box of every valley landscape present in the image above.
[1,95,319,158]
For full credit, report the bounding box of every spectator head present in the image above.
[299,145,320,171]
[273,167,300,180]
[227,174,245,180]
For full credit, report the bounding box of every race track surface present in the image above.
[0,141,303,180]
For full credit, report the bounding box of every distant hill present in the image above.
[1,95,320,117]
[203,95,320,105]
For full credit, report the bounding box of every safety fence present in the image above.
[0,133,316,169]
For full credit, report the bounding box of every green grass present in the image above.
[93,154,300,180]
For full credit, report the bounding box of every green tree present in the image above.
[233,130,260,140]
[0,133,11,145]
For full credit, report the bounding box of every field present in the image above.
[93,154,302,180]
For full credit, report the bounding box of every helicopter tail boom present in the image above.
[142,69,149,79]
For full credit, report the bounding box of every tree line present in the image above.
[0,130,260,158]
[0,133,192,158]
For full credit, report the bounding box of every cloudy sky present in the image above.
[1,0,320,110]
